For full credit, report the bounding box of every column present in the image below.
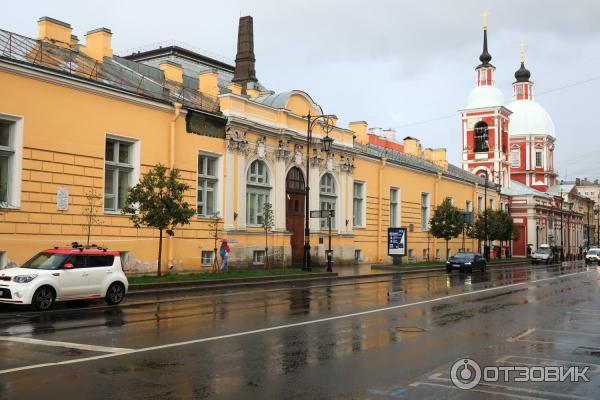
[237,150,247,230]
[223,148,235,230]
[274,156,287,231]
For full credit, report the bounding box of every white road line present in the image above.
[507,328,537,342]
[0,336,133,353]
[496,355,600,372]
[428,373,592,400]
[409,381,547,400]
[0,270,592,375]
[538,329,600,337]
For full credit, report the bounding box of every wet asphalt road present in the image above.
[1,261,600,399]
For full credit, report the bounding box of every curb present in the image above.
[128,272,337,294]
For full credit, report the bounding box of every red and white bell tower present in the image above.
[460,13,512,188]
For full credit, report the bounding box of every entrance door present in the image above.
[286,168,305,266]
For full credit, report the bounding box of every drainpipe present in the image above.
[377,158,386,262]
[167,102,182,268]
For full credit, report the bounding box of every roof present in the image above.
[501,180,550,197]
[506,99,555,137]
[0,29,221,115]
[355,142,495,187]
[466,85,505,109]
[547,184,576,196]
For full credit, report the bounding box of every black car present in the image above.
[446,252,486,273]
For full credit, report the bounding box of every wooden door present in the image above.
[286,192,305,265]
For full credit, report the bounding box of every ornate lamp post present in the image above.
[303,112,336,272]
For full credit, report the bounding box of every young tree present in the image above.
[81,189,103,246]
[208,212,222,273]
[429,198,464,259]
[262,202,274,270]
[121,164,195,276]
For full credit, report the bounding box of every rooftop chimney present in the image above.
[81,28,113,62]
[37,17,72,49]
[232,16,258,94]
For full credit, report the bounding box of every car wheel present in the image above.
[32,286,55,311]
[105,282,125,305]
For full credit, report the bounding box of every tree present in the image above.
[121,164,195,277]
[81,189,103,246]
[262,202,274,270]
[429,198,464,259]
[208,212,222,273]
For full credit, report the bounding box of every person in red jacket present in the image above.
[219,240,230,272]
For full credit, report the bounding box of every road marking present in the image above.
[409,381,547,399]
[0,336,133,353]
[427,373,592,400]
[507,328,536,342]
[496,355,600,372]
[0,269,592,375]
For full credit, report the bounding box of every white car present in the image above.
[0,245,128,311]
[586,248,600,265]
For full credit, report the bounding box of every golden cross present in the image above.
[520,41,526,63]
[482,10,489,29]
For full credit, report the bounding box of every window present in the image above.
[535,150,543,168]
[516,84,524,97]
[0,118,19,206]
[201,251,214,265]
[355,249,362,261]
[105,138,134,212]
[320,173,336,229]
[0,251,6,268]
[423,248,429,261]
[510,149,520,167]
[478,196,483,211]
[446,248,451,260]
[473,121,489,152]
[88,255,115,267]
[480,68,487,83]
[421,192,430,231]
[408,249,415,261]
[489,199,495,210]
[197,155,218,217]
[353,182,365,227]
[435,249,441,260]
[253,250,265,264]
[390,188,400,227]
[246,160,271,225]
[120,251,130,269]
[466,200,473,212]
[446,197,453,205]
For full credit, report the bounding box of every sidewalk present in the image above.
[127,259,532,295]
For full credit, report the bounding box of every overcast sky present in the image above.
[5,0,600,180]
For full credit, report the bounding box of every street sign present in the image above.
[310,210,335,218]
[388,227,407,256]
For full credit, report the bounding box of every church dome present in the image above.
[506,99,555,137]
[466,85,505,109]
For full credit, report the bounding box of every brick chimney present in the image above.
[232,16,258,94]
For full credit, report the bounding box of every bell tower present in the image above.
[460,11,512,188]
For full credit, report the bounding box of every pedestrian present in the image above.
[219,240,230,272]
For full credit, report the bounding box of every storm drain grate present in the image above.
[395,326,426,333]
[573,346,600,357]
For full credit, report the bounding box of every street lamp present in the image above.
[480,170,499,261]
[303,112,336,272]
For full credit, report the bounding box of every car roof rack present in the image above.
[68,242,108,252]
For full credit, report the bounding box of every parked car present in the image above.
[585,248,600,265]
[446,252,486,273]
[0,243,128,311]
[531,245,553,265]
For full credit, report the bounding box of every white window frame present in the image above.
[535,150,543,168]
[353,181,366,228]
[197,152,221,218]
[246,160,271,226]
[0,114,23,208]
[478,196,483,212]
[252,250,265,265]
[320,173,337,230]
[466,200,473,213]
[421,192,430,231]
[104,135,140,213]
[510,148,520,167]
[201,250,215,266]
[390,187,400,228]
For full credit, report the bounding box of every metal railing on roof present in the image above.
[0,29,220,114]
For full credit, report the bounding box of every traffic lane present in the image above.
[0,263,587,352]
[0,267,595,399]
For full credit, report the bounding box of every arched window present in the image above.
[286,167,305,192]
[319,173,336,229]
[474,121,489,153]
[247,160,271,225]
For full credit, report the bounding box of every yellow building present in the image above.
[0,16,500,272]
